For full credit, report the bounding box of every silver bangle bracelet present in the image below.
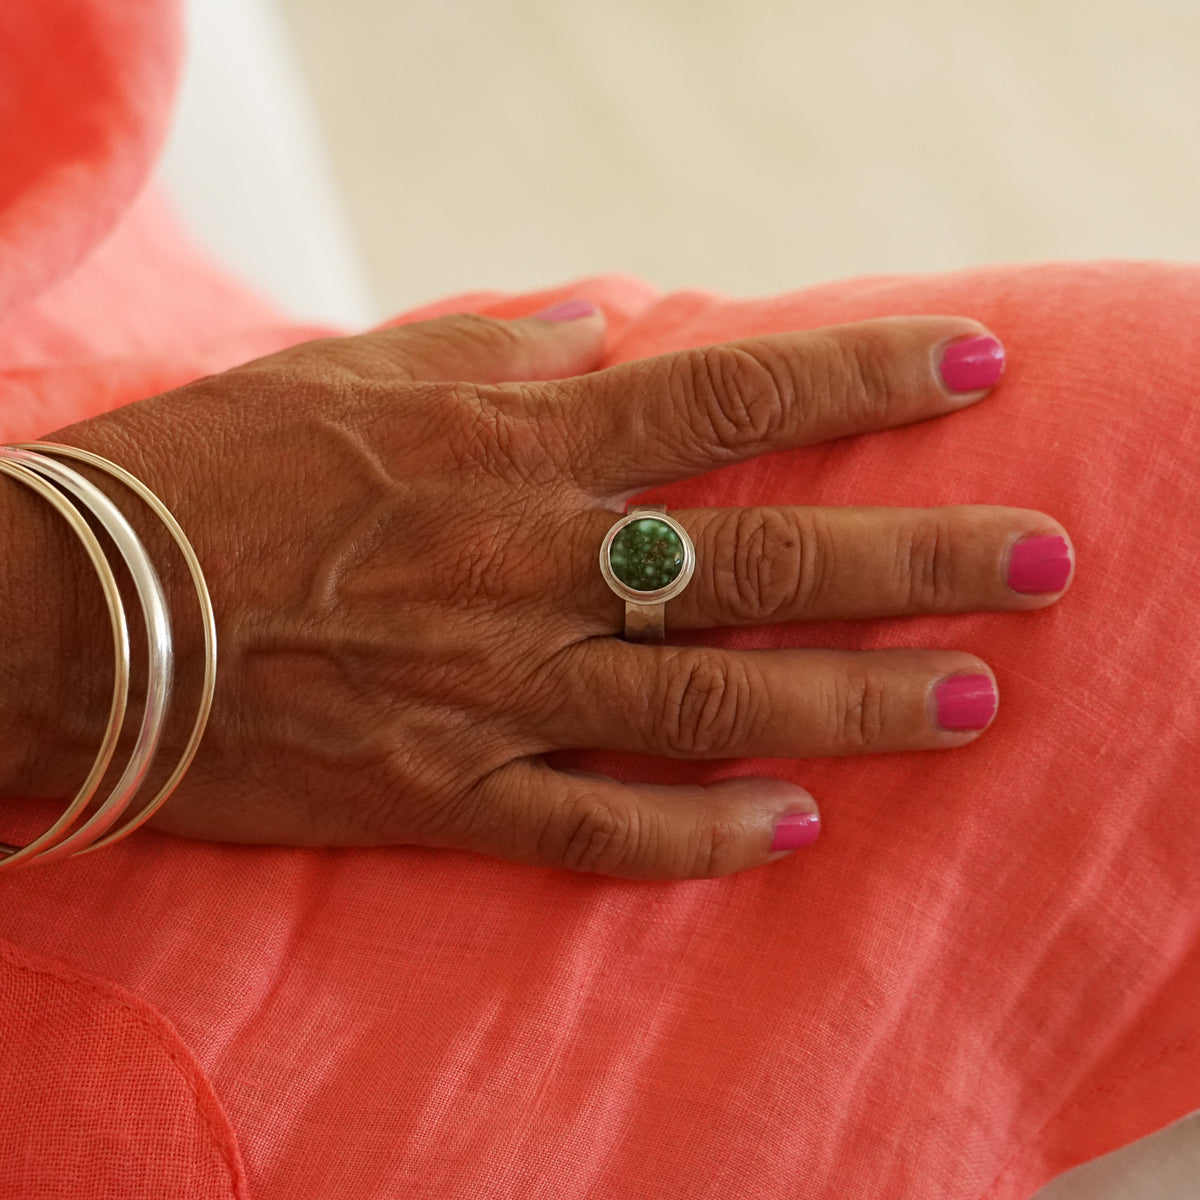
[0,459,132,870]
[0,446,174,865]
[1,441,216,868]
[20,443,218,854]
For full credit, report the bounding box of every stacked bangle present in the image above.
[0,443,217,871]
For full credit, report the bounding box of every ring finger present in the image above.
[541,643,999,758]
[573,503,1073,631]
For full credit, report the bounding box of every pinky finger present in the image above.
[462,760,821,881]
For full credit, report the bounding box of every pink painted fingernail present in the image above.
[770,812,821,852]
[1006,534,1072,594]
[531,299,599,322]
[933,673,997,731]
[939,335,1005,393]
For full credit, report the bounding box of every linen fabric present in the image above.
[1,2,1199,1198]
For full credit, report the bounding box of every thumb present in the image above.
[373,300,607,385]
[452,762,822,881]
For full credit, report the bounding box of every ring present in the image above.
[599,504,696,641]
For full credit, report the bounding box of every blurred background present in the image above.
[160,0,1200,328]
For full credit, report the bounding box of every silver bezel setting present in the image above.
[599,509,696,604]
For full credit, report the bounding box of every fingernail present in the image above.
[932,673,998,731]
[1006,534,1072,594]
[939,335,1005,394]
[531,299,599,322]
[770,812,821,852]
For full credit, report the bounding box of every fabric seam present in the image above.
[0,937,248,1200]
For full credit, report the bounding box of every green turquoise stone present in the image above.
[609,517,684,592]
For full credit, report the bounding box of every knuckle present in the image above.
[549,795,640,874]
[831,332,899,425]
[446,384,556,484]
[829,669,891,752]
[718,507,810,622]
[656,654,759,757]
[547,789,744,881]
[341,744,459,845]
[448,387,508,471]
[791,509,838,614]
[681,819,744,880]
[898,518,959,609]
[536,380,619,486]
[669,345,785,452]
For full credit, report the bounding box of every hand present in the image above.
[24,305,1071,879]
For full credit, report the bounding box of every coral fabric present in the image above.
[0,0,180,324]
[1,2,1199,1199]
[0,938,246,1198]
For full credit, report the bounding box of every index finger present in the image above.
[548,317,1004,495]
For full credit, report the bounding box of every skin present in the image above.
[0,308,1073,880]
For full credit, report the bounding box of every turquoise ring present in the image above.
[599,504,696,641]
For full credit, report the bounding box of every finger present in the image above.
[366,303,607,384]
[455,759,820,881]
[551,316,1004,493]
[572,505,1074,631]
[542,644,999,759]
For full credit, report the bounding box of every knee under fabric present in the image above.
[1,3,1199,1198]
[3,256,1200,1199]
